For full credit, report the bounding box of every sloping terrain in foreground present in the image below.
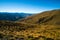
[0,9,60,40]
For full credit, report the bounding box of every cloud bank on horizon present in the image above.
[0,0,60,13]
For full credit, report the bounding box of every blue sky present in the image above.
[0,0,60,13]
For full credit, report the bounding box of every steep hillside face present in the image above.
[19,10,60,25]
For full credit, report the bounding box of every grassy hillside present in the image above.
[19,9,60,25]
[0,9,60,40]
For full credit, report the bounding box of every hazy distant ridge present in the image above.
[0,12,32,21]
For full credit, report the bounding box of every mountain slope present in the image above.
[0,9,60,40]
[19,9,60,25]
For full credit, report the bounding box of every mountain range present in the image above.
[0,12,32,21]
[0,9,60,40]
